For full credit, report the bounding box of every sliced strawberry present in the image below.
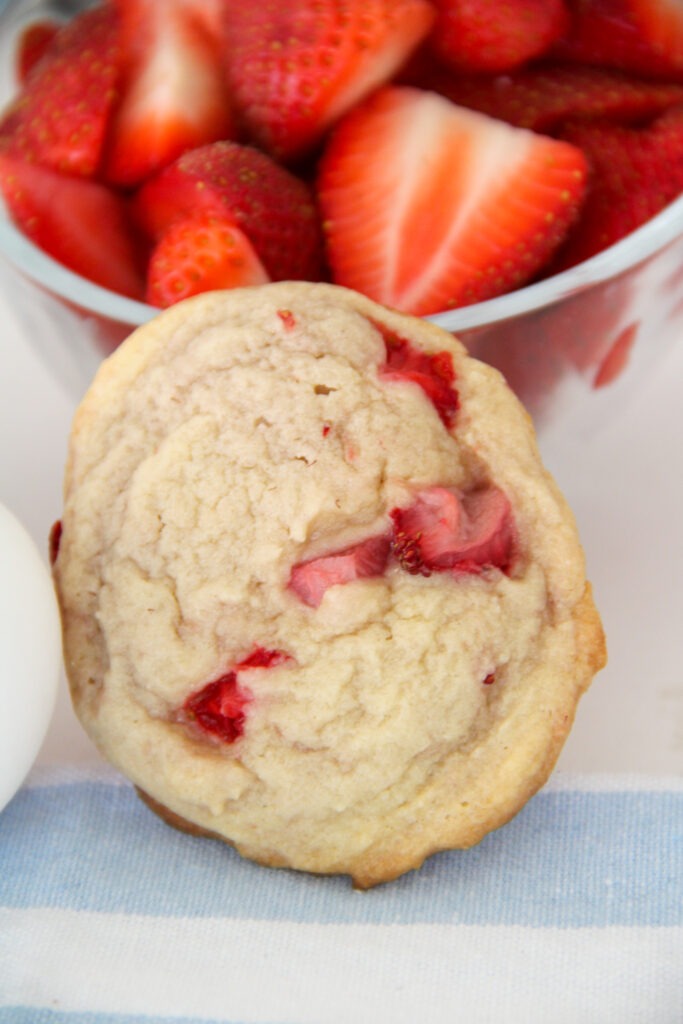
[553,108,683,270]
[145,213,270,309]
[390,486,515,576]
[0,5,122,177]
[409,62,683,132]
[555,0,683,79]
[134,141,324,282]
[429,0,569,73]
[0,153,146,299]
[224,0,435,162]
[104,0,236,186]
[182,647,291,743]
[317,86,588,316]
[373,322,459,428]
[15,19,60,83]
[288,534,391,608]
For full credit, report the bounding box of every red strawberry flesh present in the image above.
[390,486,515,576]
[375,321,459,427]
[183,647,290,743]
[317,86,588,315]
[104,0,236,186]
[289,534,391,608]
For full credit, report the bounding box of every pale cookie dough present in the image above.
[53,281,605,887]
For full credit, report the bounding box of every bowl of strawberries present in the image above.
[1,0,683,426]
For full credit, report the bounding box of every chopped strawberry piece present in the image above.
[288,534,391,608]
[0,5,122,177]
[429,0,569,73]
[317,86,588,316]
[224,0,435,161]
[182,647,291,744]
[48,520,62,567]
[15,19,60,83]
[104,0,236,186]
[374,322,459,428]
[555,0,683,80]
[553,108,683,270]
[390,486,515,576]
[145,213,270,309]
[133,142,324,282]
[409,62,683,132]
[0,154,146,299]
[278,309,297,330]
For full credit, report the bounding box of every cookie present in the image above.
[52,281,605,887]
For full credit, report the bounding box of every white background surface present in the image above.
[0,262,681,775]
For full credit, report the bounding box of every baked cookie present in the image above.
[52,281,605,887]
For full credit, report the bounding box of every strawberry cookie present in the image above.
[52,282,605,887]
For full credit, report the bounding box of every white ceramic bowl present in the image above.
[2,0,683,432]
[0,502,61,813]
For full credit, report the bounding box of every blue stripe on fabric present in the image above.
[1,781,682,927]
[0,1012,261,1024]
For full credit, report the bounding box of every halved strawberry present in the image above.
[104,0,236,186]
[15,19,60,83]
[0,5,122,177]
[429,0,569,73]
[145,212,270,309]
[555,0,683,79]
[408,62,683,132]
[182,647,291,743]
[134,141,324,282]
[224,0,435,162]
[288,534,391,607]
[390,486,515,576]
[317,86,588,316]
[553,107,683,270]
[0,153,146,299]
[373,321,459,428]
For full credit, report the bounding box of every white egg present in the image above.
[0,502,61,813]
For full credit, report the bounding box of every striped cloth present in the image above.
[1,767,682,1024]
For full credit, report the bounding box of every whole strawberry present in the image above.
[0,5,122,177]
[554,107,683,269]
[224,0,435,161]
[145,213,269,308]
[134,141,324,283]
[556,0,683,80]
[429,0,569,73]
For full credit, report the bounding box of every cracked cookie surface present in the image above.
[53,282,605,887]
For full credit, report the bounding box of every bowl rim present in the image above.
[2,0,683,331]
[3,192,683,331]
